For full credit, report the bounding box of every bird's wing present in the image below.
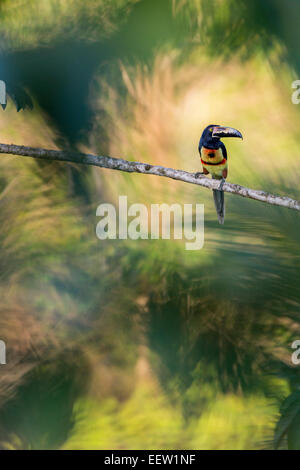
[198,136,203,155]
[220,141,227,160]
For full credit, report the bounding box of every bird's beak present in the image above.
[212,126,243,139]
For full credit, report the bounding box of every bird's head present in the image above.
[201,124,243,146]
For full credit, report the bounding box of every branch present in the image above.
[0,142,299,211]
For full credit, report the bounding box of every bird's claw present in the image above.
[218,178,226,191]
[195,172,204,178]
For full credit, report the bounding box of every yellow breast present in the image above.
[201,146,227,177]
[201,147,224,163]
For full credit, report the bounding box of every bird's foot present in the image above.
[218,178,226,191]
[195,172,204,178]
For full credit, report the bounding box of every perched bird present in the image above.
[196,124,243,224]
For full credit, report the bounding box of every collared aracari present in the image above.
[196,124,243,224]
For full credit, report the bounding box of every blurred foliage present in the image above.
[0,0,137,47]
[0,0,300,450]
[64,385,275,450]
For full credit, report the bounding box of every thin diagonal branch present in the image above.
[0,142,299,211]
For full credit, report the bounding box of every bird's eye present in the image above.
[210,127,213,132]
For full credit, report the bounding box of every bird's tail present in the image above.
[213,189,225,225]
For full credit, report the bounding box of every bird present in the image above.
[196,124,243,224]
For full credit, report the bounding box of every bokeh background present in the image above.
[0,0,300,450]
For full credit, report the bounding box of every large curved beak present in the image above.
[212,126,243,139]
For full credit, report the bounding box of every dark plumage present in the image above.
[197,124,243,224]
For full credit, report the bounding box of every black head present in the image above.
[201,124,243,146]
